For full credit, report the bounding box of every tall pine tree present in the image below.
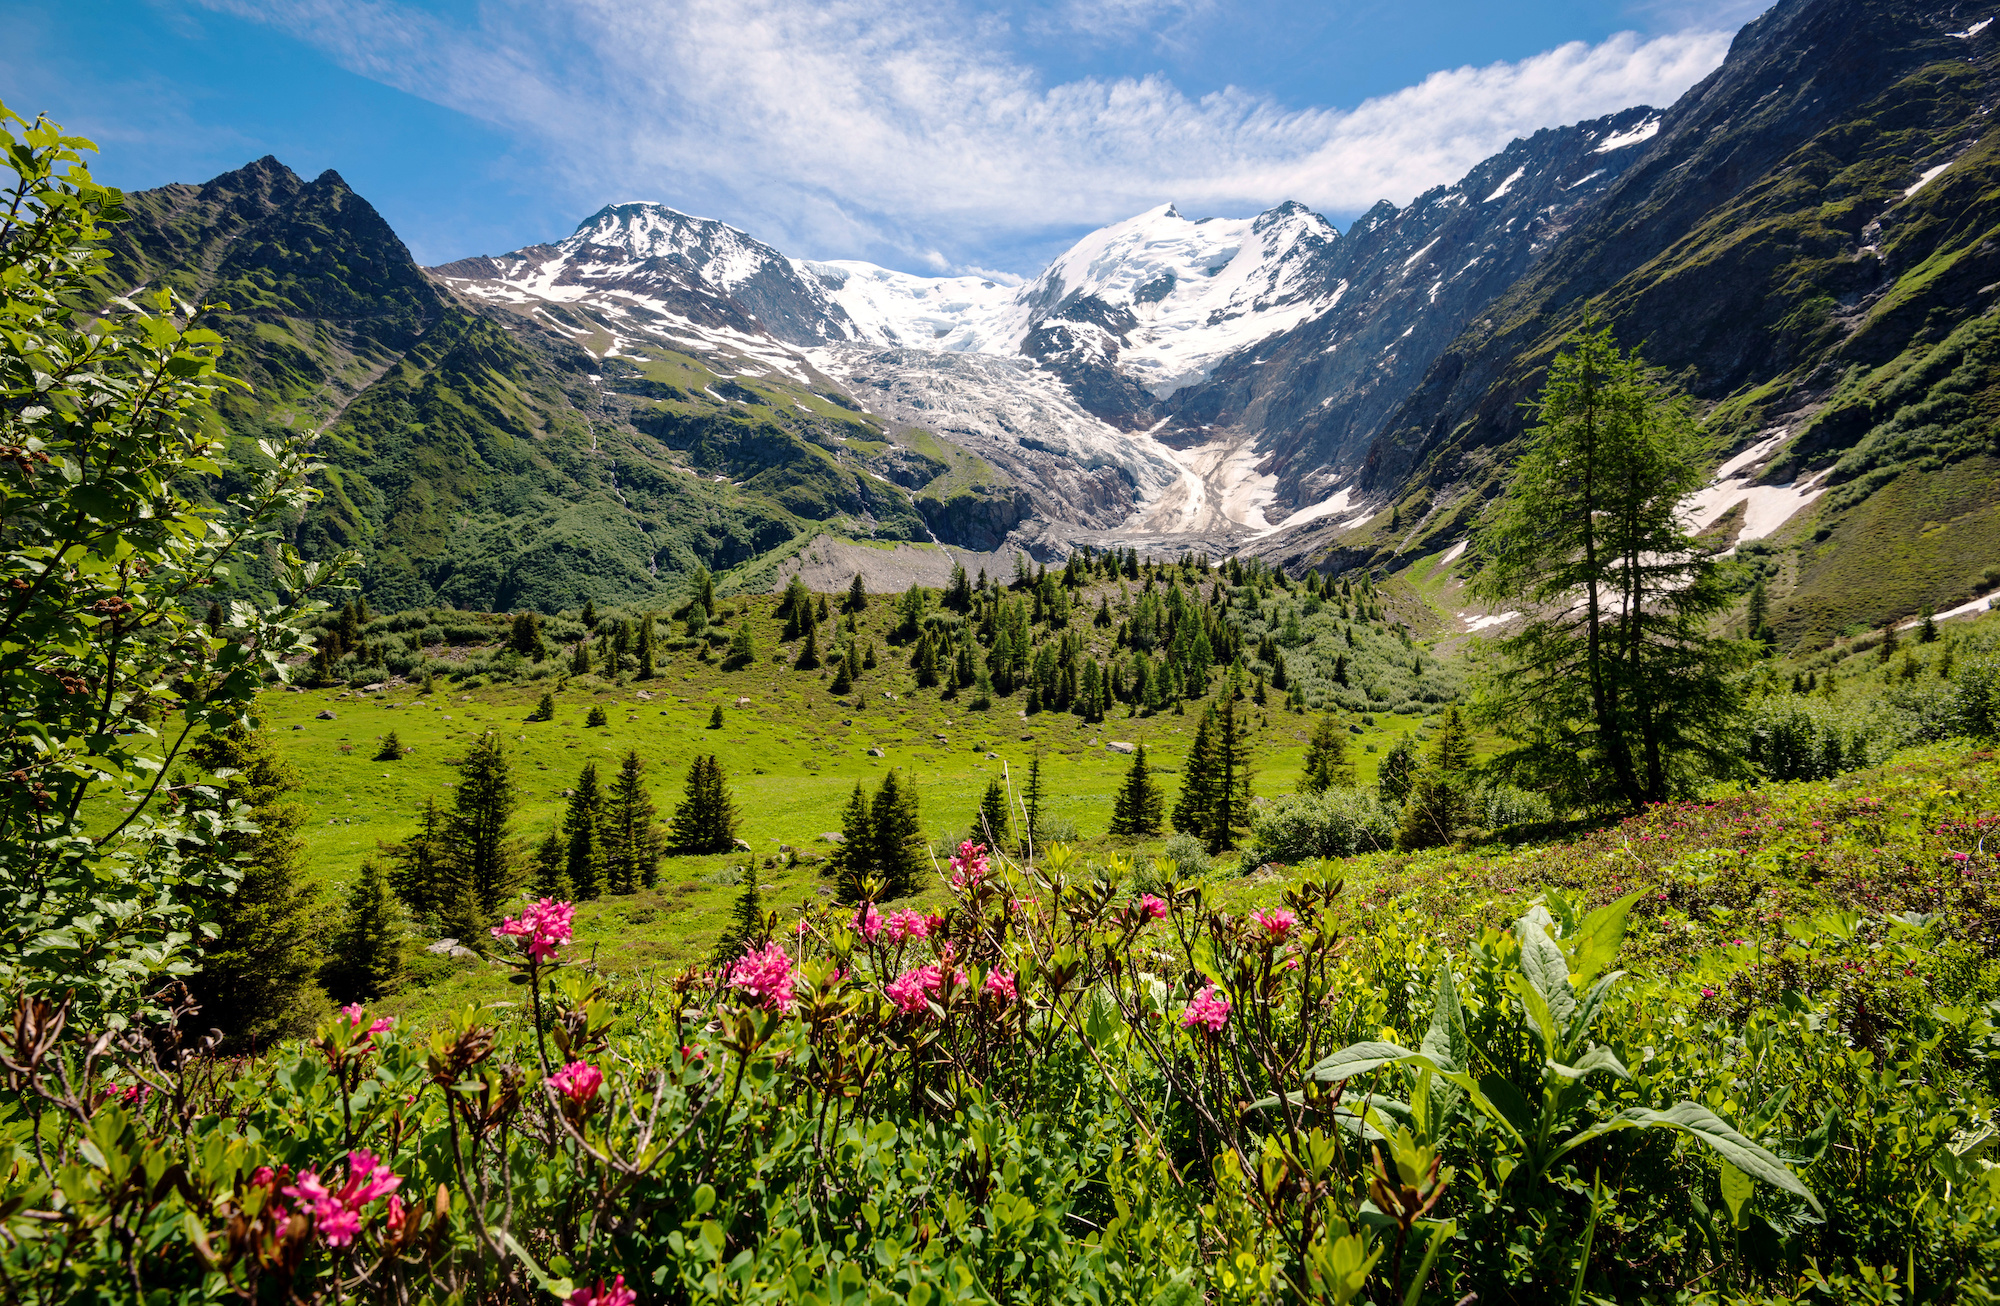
[447,732,522,922]
[1203,699,1254,854]
[832,782,875,902]
[562,761,607,900]
[1299,714,1356,793]
[1108,745,1164,836]
[186,726,321,1045]
[974,776,1011,847]
[668,755,740,854]
[322,857,403,1005]
[1171,708,1217,839]
[602,750,666,893]
[869,770,926,899]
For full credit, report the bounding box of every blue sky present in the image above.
[3,1,1768,277]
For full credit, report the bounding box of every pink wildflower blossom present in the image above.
[728,942,799,1014]
[949,841,991,891]
[549,1061,604,1105]
[851,905,883,941]
[491,899,575,963]
[118,1082,151,1107]
[283,1150,401,1247]
[1134,894,1168,922]
[568,1274,638,1306]
[1180,984,1231,1033]
[884,909,931,943]
[1250,908,1297,939]
[985,969,1018,1002]
[886,963,966,1015]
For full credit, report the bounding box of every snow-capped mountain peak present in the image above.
[563,201,787,293]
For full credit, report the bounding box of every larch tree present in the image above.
[1471,317,1750,811]
[974,777,1011,848]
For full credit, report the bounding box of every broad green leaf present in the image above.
[1556,1102,1822,1213]
[1507,972,1560,1055]
[1402,1220,1456,1306]
[1717,1159,1754,1229]
[1306,1042,1525,1147]
[1515,909,1578,1027]
[1569,889,1643,985]
[1563,970,1627,1057]
[1419,953,1470,1073]
[1546,1044,1630,1081]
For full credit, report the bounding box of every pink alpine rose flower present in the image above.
[549,1061,605,1105]
[283,1150,401,1247]
[1134,894,1168,922]
[851,905,884,941]
[884,909,931,944]
[885,963,967,1015]
[949,841,991,891]
[568,1274,638,1306]
[1250,908,1297,939]
[1180,984,1231,1033]
[727,942,799,1014]
[492,898,575,962]
[984,969,1018,1002]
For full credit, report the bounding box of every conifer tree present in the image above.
[668,754,740,854]
[830,658,853,695]
[529,690,555,722]
[726,619,757,669]
[1299,714,1356,793]
[845,573,868,613]
[1399,707,1477,849]
[388,796,450,923]
[1172,708,1217,838]
[689,564,716,618]
[1108,745,1164,836]
[869,770,926,899]
[1022,755,1047,843]
[1377,734,1421,807]
[571,639,592,676]
[637,611,656,679]
[1472,317,1749,810]
[376,730,405,761]
[832,782,875,902]
[603,750,666,893]
[186,726,321,1045]
[562,761,607,900]
[1920,606,1939,644]
[1203,699,1253,853]
[779,574,812,626]
[583,599,598,631]
[586,703,609,727]
[974,776,1011,847]
[795,625,821,670]
[712,875,766,963]
[322,857,403,1005]
[709,704,724,729]
[531,827,570,899]
[510,611,546,661]
[447,732,522,922]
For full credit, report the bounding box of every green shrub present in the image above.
[1748,696,1883,780]
[1246,788,1397,862]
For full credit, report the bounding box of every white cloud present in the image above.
[204,0,1731,272]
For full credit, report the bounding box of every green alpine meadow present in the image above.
[7,0,2000,1301]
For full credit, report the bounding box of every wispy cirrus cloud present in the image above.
[199,0,1732,272]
